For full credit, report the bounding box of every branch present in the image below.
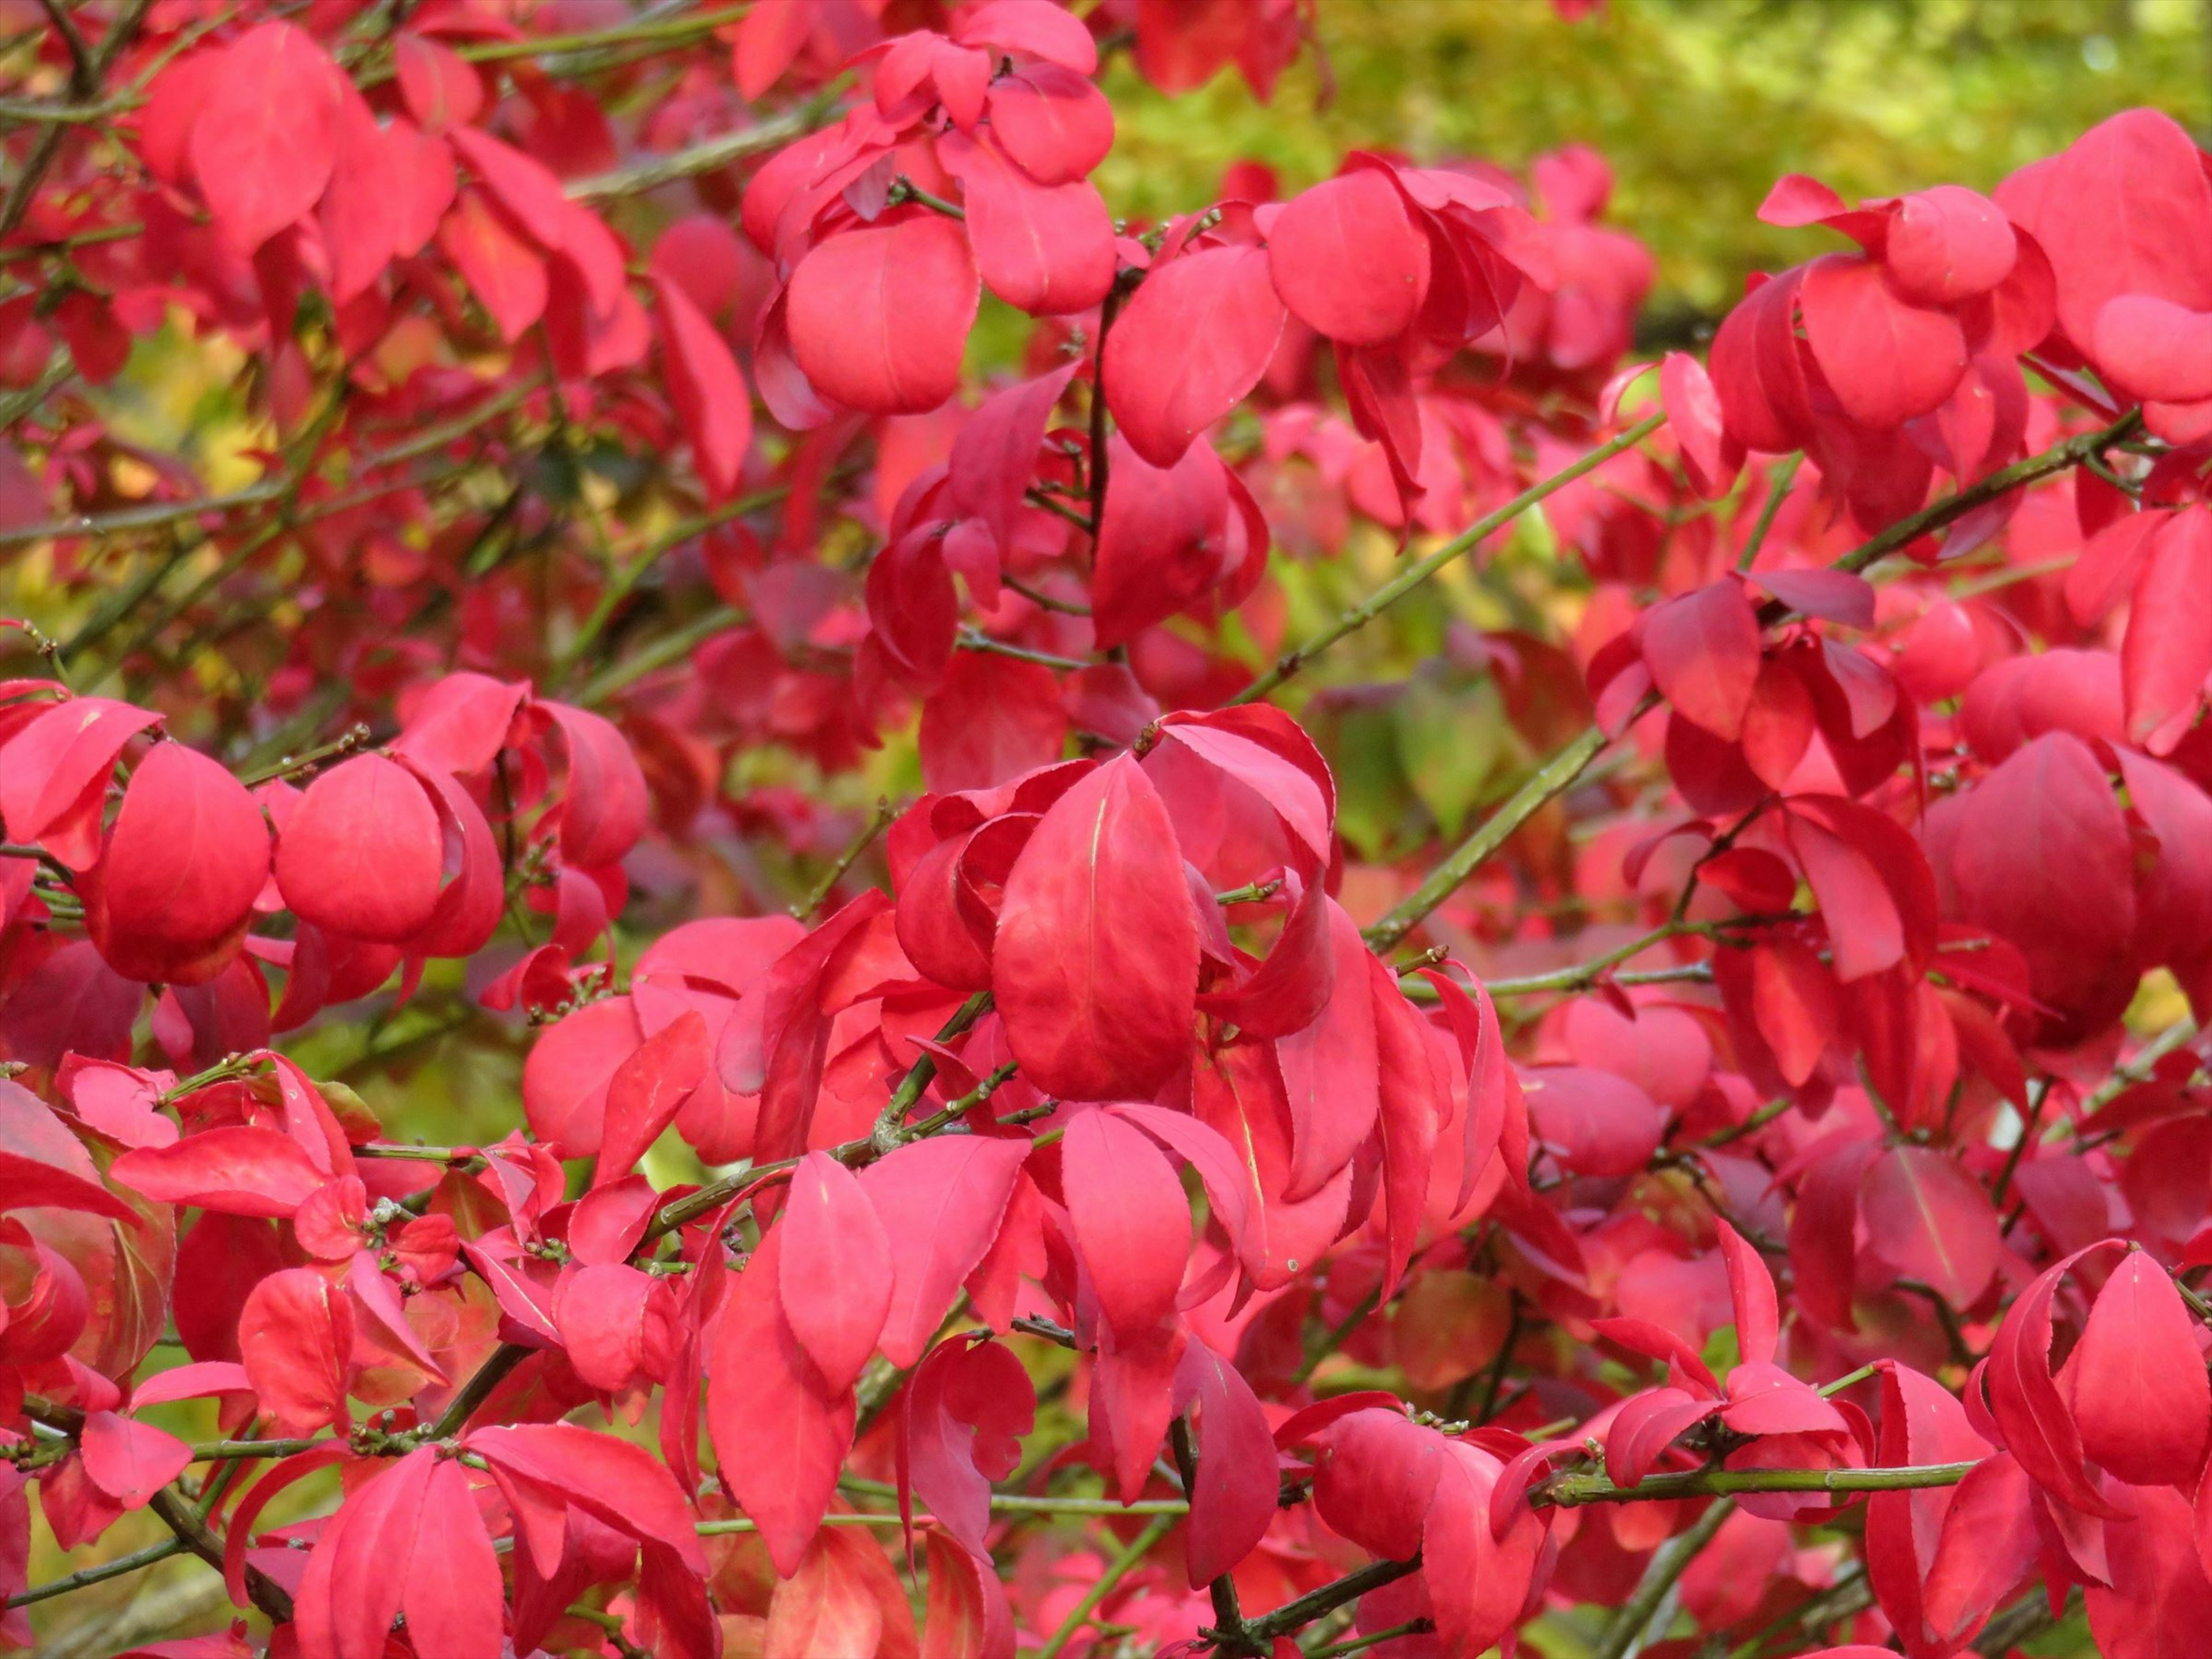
[1035,1514,1179,1659]
[791,796,895,921]
[578,604,743,706]
[9,376,539,558]
[0,0,149,240]
[1593,1498,1733,1659]
[1756,406,2145,622]
[1233,412,1667,704]
[566,94,843,202]
[1359,407,2148,954]
[416,1341,528,1443]
[5,1536,187,1610]
[1541,1460,1980,1506]
[36,0,95,94]
[552,483,793,683]
[145,1485,292,1623]
[1236,1556,1424,1647]
[1363,720,1616,953]
[957,626,1090,672]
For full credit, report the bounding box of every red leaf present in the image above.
[763,1527,909,1658]
[110,1128,325,1219]
[946,363,1079,559]
[1423,1440,1548,1657]
[2018,108,2212,362]
[449,127,623,311]
[551,1262,660,1392]
[787,217,979,415]
[985,62,1113,185]
[1984,1243,2128,1517]
[2069,1252,2210,1487]
[1716,1218,1779,1366]
[707,1229,853,1577]
[1175,1341,1277,1586]
[1371,957,1443,1298]
[653,273,753,502]
[1885,186,2016,306]
[438,186,547,341]
[1312,1407,1442,1561]
[1267,169,1431,345]
[1661,349,1743,498]
[942,131,1115,317]
[1089,434,1235,650]
[1946,733,2136,1022]
[79,1411,191,1509]
[237,1267,354,1437]
[400,1455,505,1659]
[1102,243,1287,468]
[1641,578,1761,740]
[85,743,268,986]
[593,1009,710,1187]
[1059,1105,1190,1340]
[777,1152,894,1392]
[467,1422,704,1573]
[733,0,810,97]
[993,755,1199,1100]
[2123,508,2212,752]
[187,23,342,256]
[273,753,444,945]
[1193,1041,1348,1292]
[392,32,482,134]
[0,697,162,867]
[1521,1065,1666,1179]
[2097,294,2212,405]
[1275,900,1381,1199]
[1861,1145,2002,1309]
[0,1145,144,1226]
[1786,808,1905,982]
[540,701,649,870]
[900,1337,1034,1562]
[921,1529,1016,1659]
[1799,253,1968,428]
[2088,1484,2212,1659]
[522,994,641,1158]
[857,1134,1031,1367]
[919,654,1070,794]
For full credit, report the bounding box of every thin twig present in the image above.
[1034,1515,1178,1659]
[1235,413,1667,703]
[1593,1499,1733,1659]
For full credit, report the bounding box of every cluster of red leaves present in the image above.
[2,4,2212,1659]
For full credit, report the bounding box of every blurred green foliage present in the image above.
[1100,0,2212,325]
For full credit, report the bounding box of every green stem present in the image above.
[1593,1498,1733,1659]
[1308,1619,1434,1658]
[1758,407,2143,620]
[791,797,895,922]
[567,90,843,202]
[554,484,793,682]
[1734,453,1800,570]
[958,627,1089,672]
[3,1535,187,1608]
[1362,721,1616,953]
[1234,412,1666,704]
[1033,1515,1177,1659]
[1241,1556,1423,1647]
[1543,1460,1979,1506]
[578,604,744,706]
